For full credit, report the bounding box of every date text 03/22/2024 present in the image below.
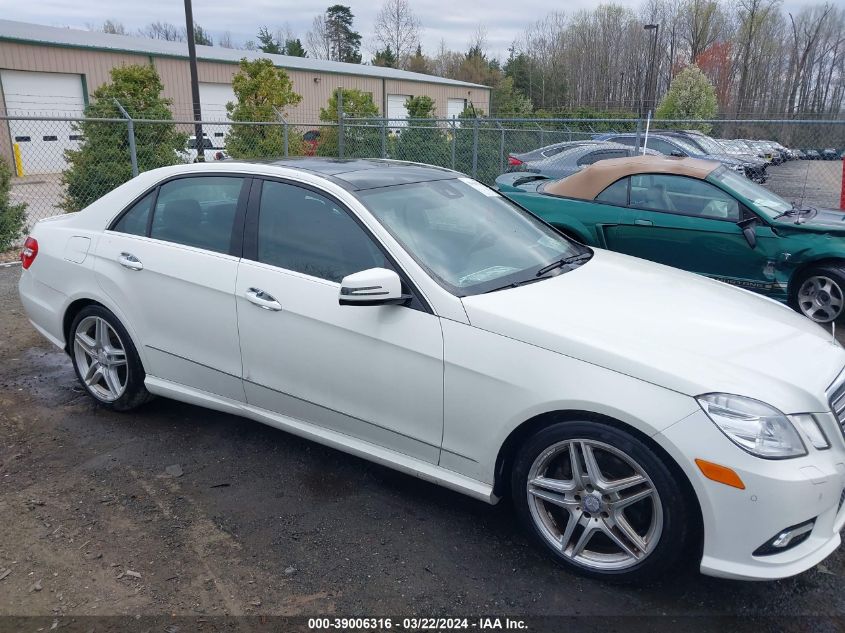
[307,617,529,630]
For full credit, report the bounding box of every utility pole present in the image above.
[184,0,204,161]
[642,23,660,117]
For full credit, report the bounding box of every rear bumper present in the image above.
[19,270,67,349]
[658,409,845,581]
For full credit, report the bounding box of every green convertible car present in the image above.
[495,155,845,323]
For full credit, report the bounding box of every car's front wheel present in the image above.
[70,305,151,411]
[511,421,695,583]
[791,265,845,323]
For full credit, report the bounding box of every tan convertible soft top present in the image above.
[543,155,722,200]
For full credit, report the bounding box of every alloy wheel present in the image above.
[526,439,663,571]
[73,316,129,402]
[797,275,844,323]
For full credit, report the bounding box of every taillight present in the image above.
[507,156,523,166]
[20,236,38,269]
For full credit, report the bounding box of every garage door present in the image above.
[198,82,236,148]
[447,98,467,119]
[387,94,411,127]
[1,70,86,174]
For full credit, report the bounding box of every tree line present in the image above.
[91,0,844,119]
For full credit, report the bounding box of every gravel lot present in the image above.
[1,264,845,631]
[766,159,844,209]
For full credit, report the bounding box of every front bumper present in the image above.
[658,409,845,581]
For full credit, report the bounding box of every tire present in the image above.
[789,265,845,324]
[510,421,695,583]
[69,305,151,411]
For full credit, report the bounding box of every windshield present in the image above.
[670,137,702,155]
[690,135,727,154]
[357,177,588,296]
[710,166,791,217]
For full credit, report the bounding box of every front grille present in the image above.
[827,372,845,438]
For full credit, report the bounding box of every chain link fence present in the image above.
[2,114,844,248]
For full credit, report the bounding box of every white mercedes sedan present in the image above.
[19,159,845,583]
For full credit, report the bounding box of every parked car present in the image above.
[794,149,807,160]
[805,149,822,160]
[770,141,797,160]
[496,154,845,323]
[822,148,839,161]
[19,158,845,583]
[659,130,774,168]
[507,140,601,169]
[507,142,659,179]
[303,129,321,156]
[178,134,228,163]
[595,132,766,183]
[744,140,779,165]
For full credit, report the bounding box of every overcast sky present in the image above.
[6,0,821,61]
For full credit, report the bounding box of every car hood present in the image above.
[773,208,845,233]
[461,249,845,414]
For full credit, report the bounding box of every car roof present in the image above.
[254,158,462,191]
[543,155,722,199]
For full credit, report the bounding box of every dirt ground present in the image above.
[1,263,845,630]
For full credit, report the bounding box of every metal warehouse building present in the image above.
[0,19,489,173]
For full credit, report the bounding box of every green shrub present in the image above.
[61,65,186,212]
[225,58,303,159]
[317,88,381,158]
[0,156,26,250]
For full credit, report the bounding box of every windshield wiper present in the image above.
[483,276,554,294]
[773,205,816,223]
[536,252,592,277]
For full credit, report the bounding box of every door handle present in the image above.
[118,252,143,271]
[634,219,653,226]
[245,287,282,311]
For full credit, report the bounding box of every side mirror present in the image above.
[738,218,758,249]
[339,268,411,306]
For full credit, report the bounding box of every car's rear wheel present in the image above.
[511,421,694,583]
[70,305,151,411]
[791,266,845,323]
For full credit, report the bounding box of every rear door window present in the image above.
[112,191,154,236]
[150,176,245,253]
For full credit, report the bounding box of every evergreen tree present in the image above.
[393,96,450,167]
[0,156,26,250]
[372,46,397,68]
[406,45,431,74]
[225,58,303,158]
[61,65,185,212]
[256,26,283,54]
[317,88,379,157]
[193,24,213,46]
[325,5,362,63]
[284,38,307,57]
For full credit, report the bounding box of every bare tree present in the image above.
[372,0,421,67]
[219,31,235,49]
[99,20,127,35]
[785,3,835,114]
[141,22,185,42]
[307,14,333,60]
[681,0,725,62]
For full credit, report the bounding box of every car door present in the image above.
[235,178,444,463]
[602,173,780,288]
[94,174,249,401]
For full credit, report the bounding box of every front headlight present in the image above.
[697,394,807,459]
